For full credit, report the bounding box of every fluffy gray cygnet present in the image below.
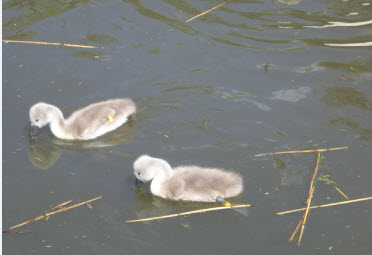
[29,98,135,140]
[133,155,243,203]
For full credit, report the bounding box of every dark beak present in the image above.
[29,124,39,137]
[134,178,144,190]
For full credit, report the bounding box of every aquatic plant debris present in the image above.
[255,146,348,157]
[125,203,251,223]
[2,39,103,49]
[276,196,372,215]
[340,75,353,81]
[318,175,349,199]
[50,200,72,211]
[8,196,102,230]
[185,0,232,23]
[294,152,321,246]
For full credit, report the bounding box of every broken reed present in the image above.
[290,152,320,245]
[277,196,372,215]
[126,203,251,223]
[318,175,349,200]
[185,0,231,23]
[9,196,102,230]
[255,146,348,157]
[2,39,103,49]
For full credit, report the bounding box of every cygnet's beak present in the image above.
[134,178,144,190]
[29,124,39,137]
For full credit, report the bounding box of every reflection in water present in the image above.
[275,0,302,5]
[292,62,325,73]
[28,138,63,169]
[304,20,372,28]
[52,120,136,149]
[81,32,120,46]
[4,0,371,53]
[132,189,247,220]
[325,42,372,47]
[123,0,196,35]
[71,50,106,61]
[271,86,310,102]
[28,120,136,169]
[318,59,372,73]
[219,89,271,111]
[280,165,305,186]
[322,87,372,111]
[3,0,90,39]
[330,118,372,141]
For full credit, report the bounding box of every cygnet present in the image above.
[133,155,243,204]
[29,98,135,140]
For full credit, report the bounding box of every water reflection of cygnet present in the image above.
[28,138,63,170]
[52,119,136,148]
[279,163,307,186]
[28,120,136,169]
[133,190,248,221]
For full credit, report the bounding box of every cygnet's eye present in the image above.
[137,172,141,176]
[36,119,39,122]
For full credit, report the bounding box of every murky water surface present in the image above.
[3,0,372,254]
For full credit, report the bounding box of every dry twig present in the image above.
[50,200,73,211]
[296,152,321,245]
[288,217,303,243]
[185,0,231,23]
[9,196,102,230]
[319,175,349,199]
[2,39,103,49]
[126,203,250,223]
[255,146,348,157]
[277,196,372,215]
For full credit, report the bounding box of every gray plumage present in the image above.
[133,155,243,202]
[29,98,136,140]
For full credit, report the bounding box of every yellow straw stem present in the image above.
[289,217,303,243]
[185,0,231,23]
[126,203,250,223]
[297,152,321,245]
[319,174,349,200]
[255,146,348,157]
[277,196,372,215]
[9,196,102,230]
[330,183,349,200]
[50,200,73,211]
[2,39,103,49]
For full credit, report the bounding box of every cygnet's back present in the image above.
[164,166,243,202]
[66,98,135,139]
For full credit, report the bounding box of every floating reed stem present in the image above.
[289,217,303,243]
[255,146,348,157]
[2,39,103,49]
[50,200,73,211]
[9,196,102,230]
[126,203,250,223]
[297,152,321,245]
[277,196,372,215]
[319,175,348,200]
[185,0,231,23]
[330,183,349,199]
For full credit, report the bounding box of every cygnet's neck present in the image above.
[47,105,70,140]
[150,159,173,195]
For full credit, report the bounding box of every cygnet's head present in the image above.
[29,102,52,137]
[133,155,171,190]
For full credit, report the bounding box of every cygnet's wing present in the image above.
[66,99,134,139]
